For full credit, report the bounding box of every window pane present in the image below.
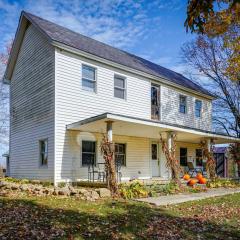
[82,153,95,165]
[152,144,157,159]
[179,96,187,114]
[40,140,48,166]
[82,79,95,91]
[195,100,202,117]
[180,105,186,114]
[82,141,95,153]
[114,77,125,88]
[180,148,187,166]
[114,88,125,99]
[196,149,203,166]
[82,65,95,80]
[115,144,126,166]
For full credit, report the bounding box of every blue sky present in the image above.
[0,0,195,71]
[0,0,197,164]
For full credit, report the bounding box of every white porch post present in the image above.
[167,131,176,151]
[207,138,211,152]
[106,121,113,142]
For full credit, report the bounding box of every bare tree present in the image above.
[0,41,11,146]
[181,35,240,138]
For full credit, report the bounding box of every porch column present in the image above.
[167,131,176,151]
[207,138,211,152]
[106,121,113,142]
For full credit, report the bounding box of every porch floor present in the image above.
[136,187,240,206]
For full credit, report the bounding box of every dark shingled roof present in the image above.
[23,11,213,97]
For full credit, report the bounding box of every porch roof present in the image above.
[66,113,240,144]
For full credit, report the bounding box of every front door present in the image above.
[151,143,160,177]
[151,84,160,120]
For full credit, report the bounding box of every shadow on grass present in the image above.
[0,197,239,240]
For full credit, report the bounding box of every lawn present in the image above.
[0,192,240,239]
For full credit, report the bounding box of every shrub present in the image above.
[119,180,149,199]
[58,182,67,188]
[207,178,240,188]
[72,181,107,188]
[40,181,53,187]
[149,181,181,195]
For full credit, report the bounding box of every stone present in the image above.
[58,188,70,196]
[31,180,41,185]
[96,188,111,198]
[90,190,100,200]
[0,181,7,188]
[78,188,88,195]
[20,184,29,191]
[68,186,77,196]
[10,184,19,190]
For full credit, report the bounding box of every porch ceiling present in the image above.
[66,113,240,144]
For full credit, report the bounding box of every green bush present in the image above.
[72,181,107,188]
[58,182,67,188]
[207,178,240,188]
[119,180,149,199]
[149,181,181,195]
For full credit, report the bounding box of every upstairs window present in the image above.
[82,141,96,166]
[39,139,48,166]
[180,147,188,166]
[179,95,187,114]
[82,65,96,92]
[195,100,202,118]
[115,143,126,166]
[114,75,126,99]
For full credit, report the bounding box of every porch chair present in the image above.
[187,162,203,177]
[88,163,99,182]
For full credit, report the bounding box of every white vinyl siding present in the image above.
[9,24,55,180]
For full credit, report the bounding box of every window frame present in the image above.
[81,140,96,167]
[180,147,188,167]
[81,64,97,92]
[114,74,126,100]
[195,99,202,118]
[179,95,187,114]
[196,149,203,166]
[115,143,127,167]
[39,139,48,167]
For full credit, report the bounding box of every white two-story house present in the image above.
[3,12,239,185]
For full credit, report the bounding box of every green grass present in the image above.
[0,192,240,239]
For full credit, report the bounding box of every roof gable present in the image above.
[4,11,214,98]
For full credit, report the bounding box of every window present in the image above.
[195,100,202,117]
[39,140,48,166]
[82,141,96,166]
[179,95,187,114]
[114,75,126,99]
[115,143,126,166]
[196,149,203,166]
[180,148,188,166]
[82,65,96,92]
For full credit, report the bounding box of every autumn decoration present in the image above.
[183,174,190,181]
[187,179,198,186]
[100,135,118,197]
[196,173,203,180]
[198,177,207,185]
[200,140,216,180]
[160,133,182,187]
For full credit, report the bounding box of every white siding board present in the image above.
[9,24,55,181]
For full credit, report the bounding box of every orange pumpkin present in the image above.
[198,177,207,184]
[187,179,198,186]
[196,173,203,180]
[183,174,190,180]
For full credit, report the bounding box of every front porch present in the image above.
[64,113,239,183]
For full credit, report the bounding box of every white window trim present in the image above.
[39,139,48,168]
[81,140,97,167]
[179,94,187,114]
[81,64,97,93]
[195,99,202,118]
[114,74,127,100]
[114,142,127,167]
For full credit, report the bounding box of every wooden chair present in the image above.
[187,162,203,177]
